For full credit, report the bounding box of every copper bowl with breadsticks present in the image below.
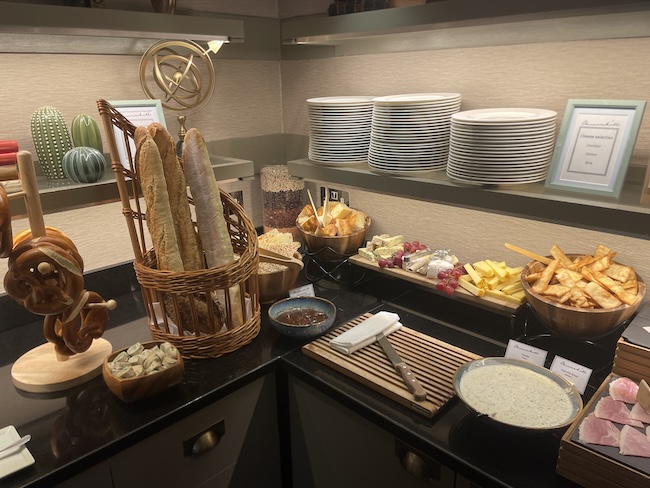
[517,243,645,340]
[296,201,370,262]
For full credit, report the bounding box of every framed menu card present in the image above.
[545,99,646,199]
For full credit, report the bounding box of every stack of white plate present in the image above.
[447,108,557,185]
[307,96,374,165]
[368,93,462,175]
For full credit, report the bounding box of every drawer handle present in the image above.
[399,450,440,481]
[191,430,219,457]
[183,419,225,458]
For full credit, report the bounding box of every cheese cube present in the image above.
[463,263,484,286]
[473,261,494,278]
[374,246,403,259]
[358,247,377,262]
[458,278,485,297]
[379,235,404,248]
[486,260,508,280]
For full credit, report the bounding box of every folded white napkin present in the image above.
[330,311,401,355]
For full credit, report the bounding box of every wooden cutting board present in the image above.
[303,313,481,418]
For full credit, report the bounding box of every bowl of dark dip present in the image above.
[268,296,336,339]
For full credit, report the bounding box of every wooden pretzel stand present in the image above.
[1,151,115,393]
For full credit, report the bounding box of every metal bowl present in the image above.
[268,296,336,340]
[453,357,583,431]
[521,256,645,340]
[297,215,371,262]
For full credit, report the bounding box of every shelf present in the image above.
[9,155,253,217]
[281,0,650,58]
[287,158,650,241]
[0,2,244,55]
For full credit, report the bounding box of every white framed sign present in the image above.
[108,99,166,170]
[545,99,646,199]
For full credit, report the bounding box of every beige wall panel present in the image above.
[281,37,650,165]
[0,55,282,164]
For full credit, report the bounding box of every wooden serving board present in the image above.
[349,254,522,314]
[11,339,112,393]
[558,373,650,488]
[302,313,480,418]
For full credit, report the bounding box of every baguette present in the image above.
[136,129,183,272]
[147,123,203,271]
[182,128,243,329]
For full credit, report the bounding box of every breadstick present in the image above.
[182,128,243,329]
[504,243,552,265]
[136,131,183,272]
[147,123,203,271]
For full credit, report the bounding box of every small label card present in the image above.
[550,356,592,395]
[505,339,548,367]
[289,283,315,298]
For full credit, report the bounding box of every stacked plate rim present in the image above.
[307,96,374,166]
[447,107,557,186]
[368,92,462,176]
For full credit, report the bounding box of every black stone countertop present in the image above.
[0,263,623,488]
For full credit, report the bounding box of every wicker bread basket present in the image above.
[97,99,260,359]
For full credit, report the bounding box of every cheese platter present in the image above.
[349,254,524,315]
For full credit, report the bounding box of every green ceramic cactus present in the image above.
[62,147,106,183]
[31,106,73,180]
[71,113,103,153]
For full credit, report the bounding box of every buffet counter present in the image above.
[0,263,621,488]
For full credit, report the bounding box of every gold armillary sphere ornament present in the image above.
[139,39,218,154]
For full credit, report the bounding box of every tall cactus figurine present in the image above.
[71,114,104,154]
[31,106,73,180]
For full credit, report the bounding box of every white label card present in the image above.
[289,284,315,298]
[505,339,548,367]
[550,356,592,395]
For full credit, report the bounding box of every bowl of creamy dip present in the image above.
[453,357,583,431]
[268,296,336,339]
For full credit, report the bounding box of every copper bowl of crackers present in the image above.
[520,245,645,340]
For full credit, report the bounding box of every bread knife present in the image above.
[376,332,427,401]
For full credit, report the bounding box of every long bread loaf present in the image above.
[136,127,183,272]
[182,128,244,329]
[147,122,203,271]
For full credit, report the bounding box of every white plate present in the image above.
[308,158,367,166]
[451,108,557,125]
[369,165,445,176]
[373,93,461,104]
[307,96,376,105]
[0,426,35,479]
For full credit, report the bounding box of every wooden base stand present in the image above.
[11,338,112,393]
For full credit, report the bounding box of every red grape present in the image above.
[378,258,388,268]
[449,278,458,288]
[395,250,404,258]
[418,244,427,250]
[437,271,447,280]
[403,242,412,252]
[436,282,445,291]
[444,285,454,295]
[386,259,395,268]
[411,240,420,249]
[394,256,403,267]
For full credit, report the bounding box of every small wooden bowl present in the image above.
[258,250,303,304]
[102,341,184,403]
[521,257,646,340]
